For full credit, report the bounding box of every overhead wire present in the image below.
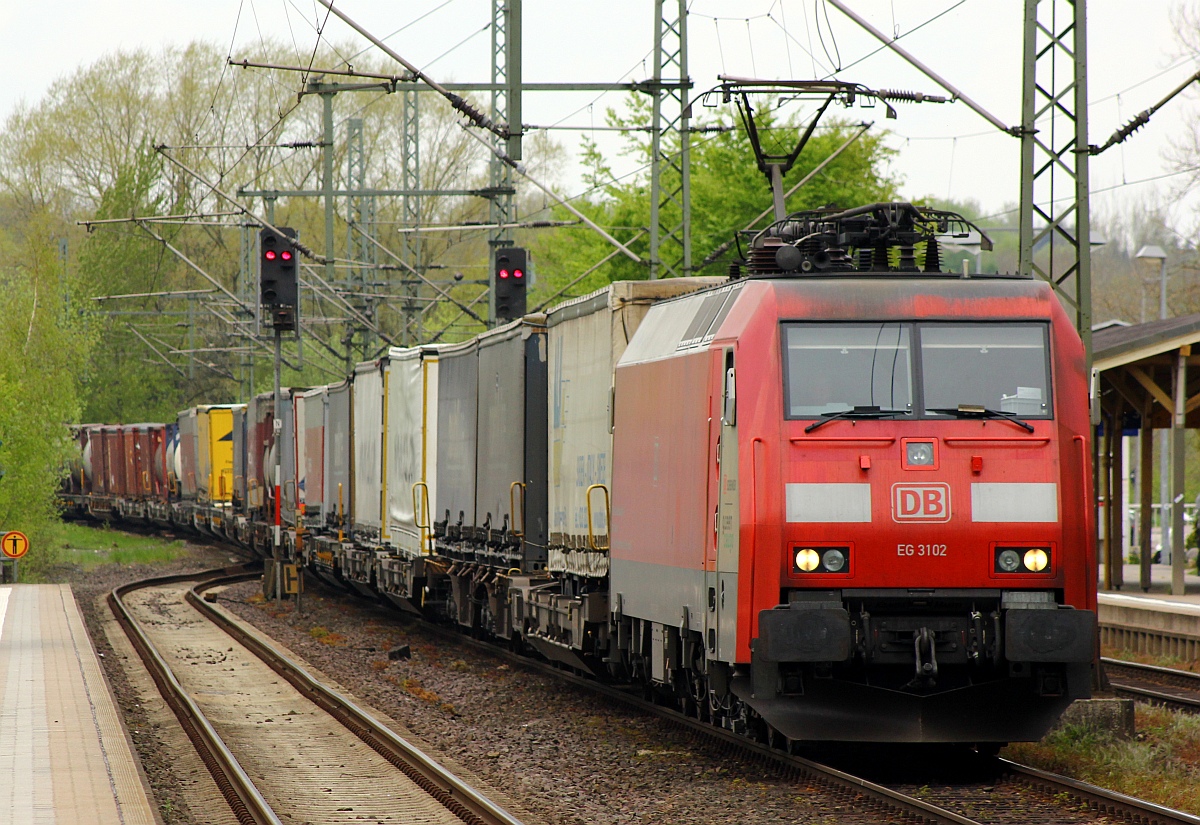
[746,19,758,77]
[208,0,246,128]
[418,21,492,73]
[777,0,795,76]
[345,0,457,65]
[973,163,1200,225]
[819,0,966,80]
[762,10,832,76]
[714,19,727,74]
[815,0,842,73]
[298,0,335,85]
[279,0,305,68]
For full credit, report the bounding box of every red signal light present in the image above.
[264,250,277,261]
[499,268,510,279]
[281,250,293,261]
[514,268,524,279]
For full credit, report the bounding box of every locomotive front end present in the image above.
[726,207,1097,744]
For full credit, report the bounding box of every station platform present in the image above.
[1098,564,1200,659]
[0,584,156,825]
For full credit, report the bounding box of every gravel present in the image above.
[70,536,1086,825]
[217,575,903,825]
[65,538,240,825]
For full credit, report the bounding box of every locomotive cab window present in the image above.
[920,324,1052,419]
[783,324,913,418]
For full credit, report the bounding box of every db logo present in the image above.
[892,483,952,522]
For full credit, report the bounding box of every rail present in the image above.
[405,591,1200,825]
[1103,657,1200,713]
[109,566,280,825]
[1000,757,1200,825]
[111,566,524,825]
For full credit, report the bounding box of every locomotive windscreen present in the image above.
[783,323,913,417]
[783,322,1052,419]
[921,323,1051,418]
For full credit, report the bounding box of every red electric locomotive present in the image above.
[610,203,1096,744]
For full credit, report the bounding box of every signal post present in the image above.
[260,227,298,605]
[492,247,528,324]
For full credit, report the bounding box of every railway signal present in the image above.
[259,227,299,332]
[493,247,528,322]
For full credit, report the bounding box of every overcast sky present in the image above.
[2,1,1196,237]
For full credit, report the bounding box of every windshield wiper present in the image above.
[804,405,910,433]
[926,404,1035,433]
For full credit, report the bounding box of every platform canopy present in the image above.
[1093,314,1200,595]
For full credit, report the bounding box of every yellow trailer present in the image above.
[196,404,242,502]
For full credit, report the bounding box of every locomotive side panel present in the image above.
[1047,311,1097,612]
[549,279,723,577]
[612,286,743,634]
[611,350,711,630]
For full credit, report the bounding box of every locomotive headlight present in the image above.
[906,441,935,466]
[997,549,1021,573]
[822,548,846,572]
[795,548,820,572]
[1023,548,1050,572]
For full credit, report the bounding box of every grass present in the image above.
[1004,705,1200,813]
[50,522,188,571]
[306,625,348,646]
[1102,644,1200,673]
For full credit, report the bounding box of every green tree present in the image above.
[0,210,91,574]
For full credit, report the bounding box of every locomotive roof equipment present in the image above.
[741,201,995,278]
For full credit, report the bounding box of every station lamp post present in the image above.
[1135,245,1173,572]
[1135,245,1168,323]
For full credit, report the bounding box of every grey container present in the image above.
[177,408,199,500]
[299,386,326,520]
[383,346,426,555]
[433,339,478,539]
[232,405,247,510]
[279,389,297,525]
[352,360,384,534]
[247,391,274,514]
[475,315,548,571]
[546,278,724,576]
[325,379,352,531]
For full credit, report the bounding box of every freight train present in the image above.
[62,202,1097,746]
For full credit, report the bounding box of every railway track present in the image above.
[381,587,1200,825]
[1103,656,1200,713]
[108,566,524,825]
[113,564,1200,825]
